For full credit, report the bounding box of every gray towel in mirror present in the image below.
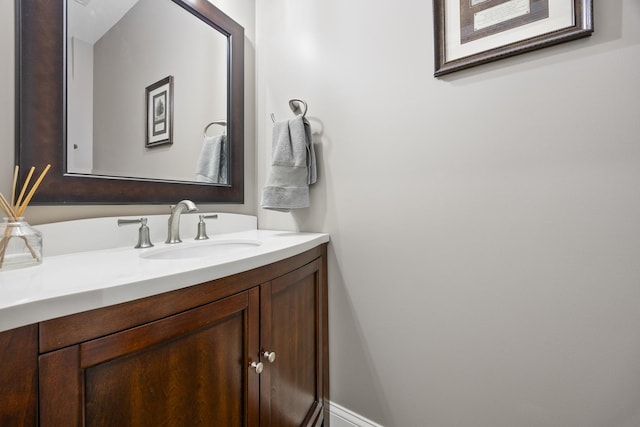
[196,134,227,184]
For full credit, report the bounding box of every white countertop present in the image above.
[0,215,329,333]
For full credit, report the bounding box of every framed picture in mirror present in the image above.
[145,76,174,148]
[433,0,593,77]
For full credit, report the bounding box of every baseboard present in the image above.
[329,402,384,427]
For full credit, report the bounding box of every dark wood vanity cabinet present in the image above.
[1,244,328,427]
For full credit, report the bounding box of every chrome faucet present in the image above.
[166,200,198,243]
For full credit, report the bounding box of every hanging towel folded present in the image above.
[261,116,317,212]
[195,134,227,184]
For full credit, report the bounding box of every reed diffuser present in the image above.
[0,164,50,270]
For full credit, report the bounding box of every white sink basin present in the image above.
[140,239,262,260]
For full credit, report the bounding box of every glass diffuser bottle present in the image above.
[0,217,43,270]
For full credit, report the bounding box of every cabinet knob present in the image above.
[250,361,264,374]
[262,351,276,363]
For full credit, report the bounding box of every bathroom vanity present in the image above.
[0,214,329,426]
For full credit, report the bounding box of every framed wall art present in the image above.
[433,0,593,77]
[145,76,174,147]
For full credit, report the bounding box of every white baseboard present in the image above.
[329,402,384,427]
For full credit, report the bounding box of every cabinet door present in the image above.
[260,258,327,427]
[39,289,260,427]
[0,324,38,426]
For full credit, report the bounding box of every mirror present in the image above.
[16,0,244,204]
[67,0,229,183]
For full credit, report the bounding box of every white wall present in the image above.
[0,0,256,224]
[256,1,640,426]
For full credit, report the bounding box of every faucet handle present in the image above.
[118,217,154,249]
[195,214,218,240]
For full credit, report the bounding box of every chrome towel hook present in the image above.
[288,99,307,117]
[271,99,308,123]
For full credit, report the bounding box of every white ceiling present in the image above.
[68,0,140,44]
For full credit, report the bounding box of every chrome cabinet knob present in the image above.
[250,361,264,374]
[262,351,276,363]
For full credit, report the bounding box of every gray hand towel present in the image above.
[261,116,317,212]
[195,134,227,184]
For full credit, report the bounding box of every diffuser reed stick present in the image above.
[14,166,34,211]
[0,193,15,220]
[10,165,18,208]
[16,164,50,217]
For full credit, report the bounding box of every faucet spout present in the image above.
[166,200,198,243]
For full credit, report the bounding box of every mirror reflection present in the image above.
[67,0,229,184]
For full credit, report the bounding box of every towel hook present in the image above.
[204,120,227,137]
[270,99,308,123]
[288,99,307,117]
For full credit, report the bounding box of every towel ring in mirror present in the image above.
[204,120,227,137]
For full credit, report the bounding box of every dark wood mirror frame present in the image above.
[15,0,244,204]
